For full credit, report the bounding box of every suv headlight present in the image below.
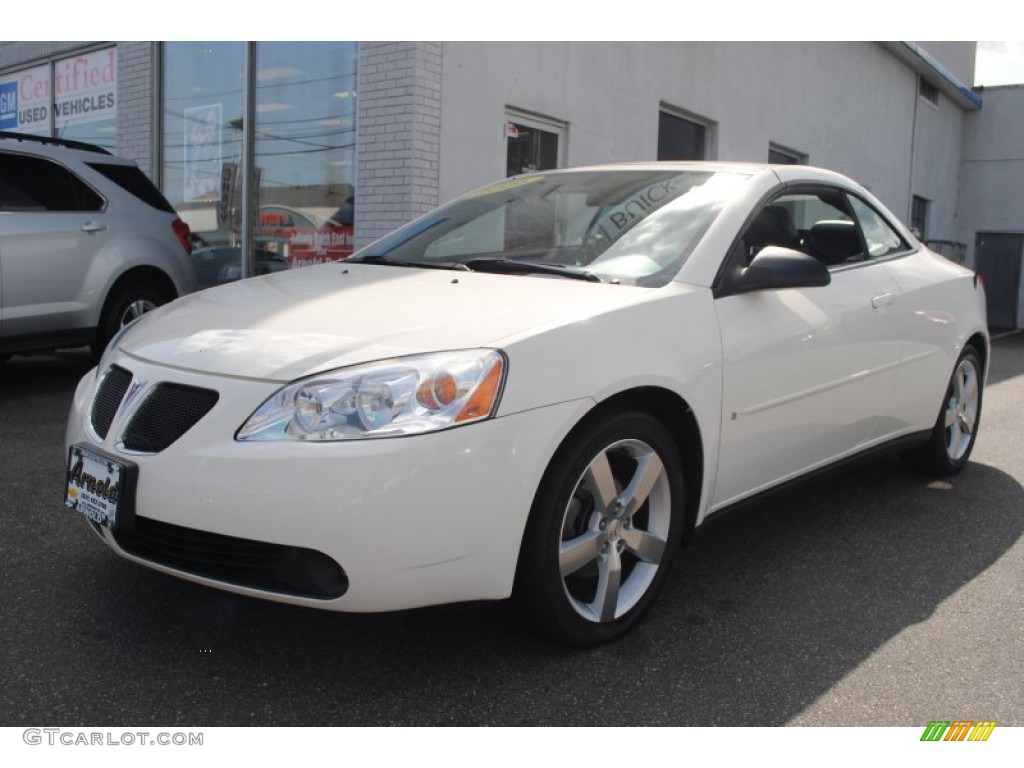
[236,350,506,442]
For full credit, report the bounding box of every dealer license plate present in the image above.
[65,444,126,529]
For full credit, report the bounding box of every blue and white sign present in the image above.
[0,81,17,129]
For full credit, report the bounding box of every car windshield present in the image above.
[355,168,751,286]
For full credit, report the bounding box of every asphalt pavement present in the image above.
[1,336,1021,726]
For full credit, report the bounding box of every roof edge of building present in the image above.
[878,41,983,110]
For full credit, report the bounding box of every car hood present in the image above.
[121,263,654,381]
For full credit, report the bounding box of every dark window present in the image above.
[768,144,806,165]
[911,195,929,238]
[919,78,939,105]
[506,121,559,177]
[88,163,176,213]
[657,111,706,161]
[0,153,103,212]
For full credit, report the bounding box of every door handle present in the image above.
[871,291,895,309]
[81,221,107,234]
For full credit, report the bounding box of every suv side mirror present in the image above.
[732,246,830,295]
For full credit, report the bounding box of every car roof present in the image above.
[0,131,133,164]
[525,161,872,197]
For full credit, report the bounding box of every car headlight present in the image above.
[236,349,506,442]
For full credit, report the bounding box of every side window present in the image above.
[0,153,103,212]
[741,189,863,267]
[848,196,908,258]
[87,163,174,213]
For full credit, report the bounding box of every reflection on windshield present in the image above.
[358,169,750,286]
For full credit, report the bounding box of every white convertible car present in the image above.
[65,163,988,645]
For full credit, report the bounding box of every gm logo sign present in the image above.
[0,81,16,129]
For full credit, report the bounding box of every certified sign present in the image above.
[53,48,117,129]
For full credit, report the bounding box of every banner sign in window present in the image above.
[184,103,223,202]
[0,64,52,133]
[53,48,118,129]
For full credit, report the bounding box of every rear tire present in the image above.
[902,345,983,475]
[513,411,686,646]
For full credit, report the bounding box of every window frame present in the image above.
[713,183,915,298]
[504,108,567,177]
[657,104,715,161]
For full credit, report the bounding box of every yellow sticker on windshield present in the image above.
[466,176,545,198]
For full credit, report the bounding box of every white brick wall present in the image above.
[0,41,88,68]
[355,42,443,246]
[116,42,155,178]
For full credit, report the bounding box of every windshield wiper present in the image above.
[461,258,602,282]
[351,254,470,271]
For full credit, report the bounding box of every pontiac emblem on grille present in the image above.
[121,380,146,411]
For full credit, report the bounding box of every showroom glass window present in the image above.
[161,40,245,278]
[253,42,357,269]
[161,42,356,286]
[0,47,118,150]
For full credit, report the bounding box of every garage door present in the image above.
[975,233,1022,330]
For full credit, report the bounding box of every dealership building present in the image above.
[1,41,1022,327]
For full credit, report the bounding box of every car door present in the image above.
[710,186,905,509]
[0,151,107,338]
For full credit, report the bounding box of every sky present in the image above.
[7,2,1024,88]
[975,41,1024,86]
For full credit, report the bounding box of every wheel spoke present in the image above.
[559,531,602,577]
[582,452,618,512]
[958,412,974,436]
[621,528,666,564]
[947,422,962,452]
[944,405,957,428]
[621,452,664,518]
[962,368,978,401]
[593,547,622,622]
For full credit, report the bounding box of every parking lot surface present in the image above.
[1,336,1022,726]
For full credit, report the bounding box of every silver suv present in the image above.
[0,131,196,360]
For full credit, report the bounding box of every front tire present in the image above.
[903,344,983,475]
[513,411,686,646]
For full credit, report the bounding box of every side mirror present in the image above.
[732,246,830,295]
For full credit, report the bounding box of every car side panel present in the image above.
[496,283,724,526]
[879,250,990,437]
[712,262,905,510]
[0,211,103,335]
[0,216,193,341]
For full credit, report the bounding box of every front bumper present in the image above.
[66,354,591,612]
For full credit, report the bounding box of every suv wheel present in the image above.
[93,285,169,357]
